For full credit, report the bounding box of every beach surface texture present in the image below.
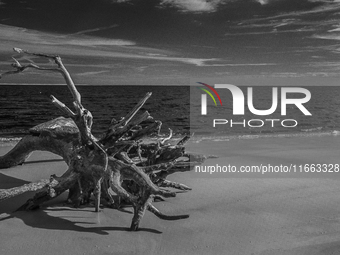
[1,135,340,255]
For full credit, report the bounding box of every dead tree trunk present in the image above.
[0,48,213,231]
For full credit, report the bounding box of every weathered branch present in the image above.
[0,131,74,169]
[101,111,152,147]
[0,178,57,201]
[101,92,153,145]
[50,96,76,117]
[119,92,152,127]
[158,179,192,191]
[161,128,173,145]
[12,47,81,105]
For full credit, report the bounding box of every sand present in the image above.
[1,135,340,255]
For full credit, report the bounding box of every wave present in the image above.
[1,130,340,149]
[301,127,323,132]
[189,130,340,143]
[0,137,22,146]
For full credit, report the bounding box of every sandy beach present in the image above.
[2,1,340,255]
[0,135,340,255]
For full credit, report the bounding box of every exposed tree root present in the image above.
[0,48,213,231]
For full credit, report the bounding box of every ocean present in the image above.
[0,85,189,139]
[1,85,340,141]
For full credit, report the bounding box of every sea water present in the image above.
[0,85,339,142]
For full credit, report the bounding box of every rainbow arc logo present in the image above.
[197,82,223,106]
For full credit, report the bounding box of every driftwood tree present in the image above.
[0,48,211,231]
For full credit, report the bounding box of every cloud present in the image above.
[160,0,222,12]
[226,0,340,39]
[313,34,340,41]
[106,0,340,14]
[255,0,270,4]
[0,24,135,47]
[225,28,315,36]
[0,24,223,68]
[161,0,331,12]
[262,72,337,77]
[196,62,276,66]
[76,71,111,76]
[256,0,340,6]
[68,25,119,36]
[61,38,135,46]
[107,0,223,12]
[307,0,340,3]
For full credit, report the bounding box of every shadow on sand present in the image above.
[0,173,162,235]
[23,158,65,165]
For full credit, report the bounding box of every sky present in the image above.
[1,0,340,85]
